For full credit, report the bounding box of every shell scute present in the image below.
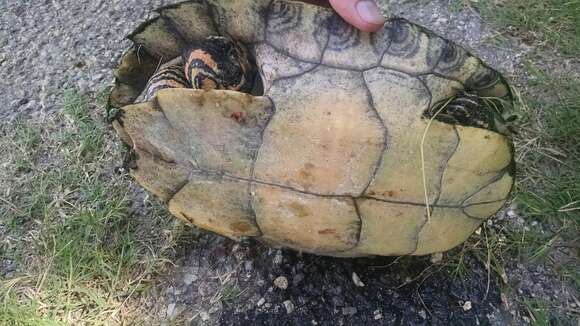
[265,1,332,63]
[255,66,386,196]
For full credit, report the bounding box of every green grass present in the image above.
[478,0,580,56]
[477,0,580,283]
[10,121,41,174]
[0,92,194,324]
[445,68,579,263]
[452,68,580,323]
[476,0,580,269]
[513,67,580,253]
[522,298,571,326]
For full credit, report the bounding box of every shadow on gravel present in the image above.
[160,233,507,325]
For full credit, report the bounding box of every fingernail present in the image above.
[356,0,385,25]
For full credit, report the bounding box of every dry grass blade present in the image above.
[420,98,454,223]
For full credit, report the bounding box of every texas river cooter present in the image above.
[109,0,515,257]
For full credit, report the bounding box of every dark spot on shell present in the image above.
[299,163,315,185]
[230,111,246,123]
[440,41,457,64]
[289,202,309,218]
[389,20,408,44]
[318,229,336,235]
[231,222,252,233]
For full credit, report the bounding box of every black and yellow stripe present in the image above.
[141,36,254,101]
[143,64,191,101]
[183,36,254,92]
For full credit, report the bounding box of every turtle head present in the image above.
[183,36,255,93]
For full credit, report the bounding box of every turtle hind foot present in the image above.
[424,91,516,135]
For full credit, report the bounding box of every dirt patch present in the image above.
[146,233,510,325]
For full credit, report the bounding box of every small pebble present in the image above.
[418,309,427,319]
[283,300,295,314]
[257,298,266,307]
[522,316,530,323]
[273,250,283,265]
[274,276,289,290]
[352,272,365,287]
[199,311,210,321]
[463,301,472,311]
[374,309,383,320]
[166,303,175,317]
[506,209,518,218]
[183,273,198,285]
[430,252,443,263]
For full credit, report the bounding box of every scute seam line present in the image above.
[416,71,466,88]
[360,73,389,196]
[204,0,228,39]
[460,170,510,207]
[153,93,201,168]
[254,39,461,82]
[248,95,277,237]
[158,7,189,46]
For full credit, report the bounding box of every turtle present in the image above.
[109,0,515,257]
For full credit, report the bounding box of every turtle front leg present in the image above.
[142,61,190,102]
[422,90,517,136]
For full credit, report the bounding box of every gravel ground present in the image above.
[149,232,511,325]
[0,0,182,120]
